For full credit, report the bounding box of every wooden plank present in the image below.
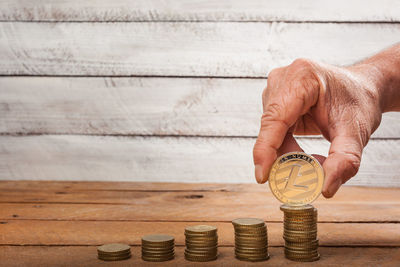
[0,186,399,222]
[0,135,399,186]
[1,182,397,222]
[1,246,400,267]
[0,220,399,246]
[1,0,400,22]
[1,185,399,203]
[1,77,398,138]
[1,201,398,223]
[0,181,398,195]
[1,23,399,77]
[0,180,264,192]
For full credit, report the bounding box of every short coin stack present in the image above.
[97,243,131,261]
[281,204,319,262]
[232,218,270,262]
[184,225,218,261]
[141,234,175,262]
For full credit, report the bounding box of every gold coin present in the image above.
[234,229,267,236]
[235,248,268,254]
[98,253,131,261]
[235,253,270,262]
[269,152,324,205]
[142,234,174,243]
[285,252,319,258]
[185,235,218,241]
[142,251,174,258]
[232,218,265,227]
[235,236,268,242]
[97,243,130,254]
[235,232,267,237]
[184,253,218,262]
[98,251,131,257]
[185,248,218,255]
[186,241,218,247]
[235,239,268,245]
[281,204,314,212]
[142,255,174,262]
[185,225,217,235]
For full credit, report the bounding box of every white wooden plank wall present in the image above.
[0,1,399,186]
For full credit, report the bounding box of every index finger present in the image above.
[253,62,321,183]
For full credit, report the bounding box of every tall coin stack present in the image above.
[184,225,218,262]
[281,204,319,262]
[97,243,131,261]
[232,218,270,262]
[141,234,175,262]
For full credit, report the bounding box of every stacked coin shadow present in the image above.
[281,204,319,262]
[141,234,175,262]
[97,243,131,261]
[232,218,270,262]
[184,225,218,262]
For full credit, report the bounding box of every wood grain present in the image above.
[1,135,399,186]
[0,220,399,246]
[0,246,400,267]
[1,22,399,77]
[0,184,398,222]
[1,200,398,223]
[1,77,399,138]
[0,180,263,192]
[1,180,399,195]
[2,246,400,267]
[1,0,400,22]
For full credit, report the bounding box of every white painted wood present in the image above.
[0,135,399,187]
[1,77,399,138]
[1,22,399,77]
[1,0,399,22]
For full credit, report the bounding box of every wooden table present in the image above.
[0,181,399,266]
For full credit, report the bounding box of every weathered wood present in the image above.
[1,201,399,222]
[0,180,263,192]
[1,77,398,138]
[1,22,399,77]
[1,246,400,267]
[1,185,399,203]
[0,135,399,186]
[0,220,399,246]
[0,181,398,196]
[0,185,399,222]
[1,0,400,22]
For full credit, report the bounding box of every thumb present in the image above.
[322,135,363,198]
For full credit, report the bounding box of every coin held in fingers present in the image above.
[268,152,324,205]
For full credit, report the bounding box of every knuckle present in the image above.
[267,68,280,79]
[343,152,361,176]
[290,58,314,70]
[262,103,283,124]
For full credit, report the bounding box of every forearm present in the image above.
[350,44,400,112]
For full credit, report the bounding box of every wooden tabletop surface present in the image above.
[0,181,399,266]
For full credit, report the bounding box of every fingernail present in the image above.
[255,165,264,184]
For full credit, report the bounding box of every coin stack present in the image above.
[184,225,218,262]
[232,218,270,262]
[97,243,131,261]
[281,204,319,262]
[141,234,175,262]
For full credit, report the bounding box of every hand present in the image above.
[253,58,383,198]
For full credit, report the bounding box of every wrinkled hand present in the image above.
[253,58,383,198]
